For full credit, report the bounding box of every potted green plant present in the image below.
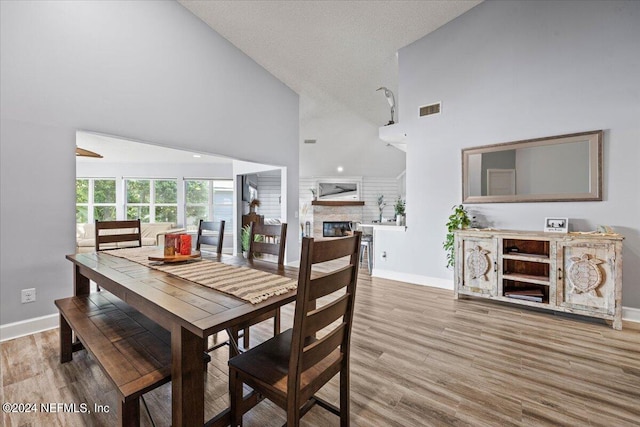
[443,204,470,269]
[394,197,406,226]
[241,225,263,257]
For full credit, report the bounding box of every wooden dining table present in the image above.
[66,250,299,427]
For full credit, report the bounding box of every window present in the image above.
[125,179,177,223]
[76,178,116,223]
[185,179,233,231]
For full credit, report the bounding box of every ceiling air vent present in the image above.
[419,102,441,117]
[304,139,317,144]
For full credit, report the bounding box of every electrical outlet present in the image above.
[21,288,36,303]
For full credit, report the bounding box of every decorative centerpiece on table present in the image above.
[394,197,406,226]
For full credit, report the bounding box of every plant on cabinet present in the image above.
[443,204,470,269]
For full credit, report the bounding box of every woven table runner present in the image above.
[106,247,297,304]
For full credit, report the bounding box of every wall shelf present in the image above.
[311,201,364,206]
[378,123,407,152]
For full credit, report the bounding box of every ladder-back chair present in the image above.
[232,222,288,351]
[94,219,142,292]
[229,231,361,426]
[196,219,225,255]
[95,219,142,252]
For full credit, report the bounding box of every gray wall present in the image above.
[397,1,640,308]
[0,1,298,325]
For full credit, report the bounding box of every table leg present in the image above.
[74,264,90,296]
[172,325,204,427]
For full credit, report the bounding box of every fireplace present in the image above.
[323,221,352,237]
[312,204,363,238]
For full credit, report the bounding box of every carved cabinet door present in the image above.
[456,237,498,297]
[556,240,618,316]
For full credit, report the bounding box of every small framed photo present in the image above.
[544,217,568,233]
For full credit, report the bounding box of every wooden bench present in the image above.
[56,292,172,427]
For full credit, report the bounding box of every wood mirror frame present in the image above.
[462,130,602,203]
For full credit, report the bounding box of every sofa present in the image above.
[76,222,186,253]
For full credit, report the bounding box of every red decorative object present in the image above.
[180,234,192,255]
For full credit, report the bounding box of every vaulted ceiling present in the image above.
[179,1,481,177]
[179,1,481,126]
[80,2,481,175]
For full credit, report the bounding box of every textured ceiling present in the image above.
[178,0,481,126]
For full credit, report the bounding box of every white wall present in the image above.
[0,1,298,327]
[394,0,640,309]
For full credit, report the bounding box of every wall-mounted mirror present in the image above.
[462,130,602,203]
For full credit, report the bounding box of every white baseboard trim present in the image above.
[622,306,640,324]
[371,269,454,290]
[0,313,59,342]
[371,269,640,325]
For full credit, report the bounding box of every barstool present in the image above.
[360,235,373,272]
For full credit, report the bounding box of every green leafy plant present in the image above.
[443,204,470,269]
[241,224,263,254]
[394,198,406,216]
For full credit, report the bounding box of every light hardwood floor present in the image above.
[2,273,640,426]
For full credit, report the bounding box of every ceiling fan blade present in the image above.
[76,146,103,158]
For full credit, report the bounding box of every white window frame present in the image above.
[124,178,179,223]
[184,179,233,231]
[76,178,117,223]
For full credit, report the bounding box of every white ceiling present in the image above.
[76,131,232,164]
[178,0,481,126]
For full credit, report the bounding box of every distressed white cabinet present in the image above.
[454,229,624,329]
[454,236,498,297]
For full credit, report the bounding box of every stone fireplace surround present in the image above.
[312,202,363,238]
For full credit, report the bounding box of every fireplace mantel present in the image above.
[311,200,365,206]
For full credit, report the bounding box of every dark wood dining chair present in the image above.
[247,222,287,265]
[95,219,142,252]
[229,231,362,427]
[94,219,142,291]
[196,219,225,254]
[196,219,228,362]
[231,222,288,351]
